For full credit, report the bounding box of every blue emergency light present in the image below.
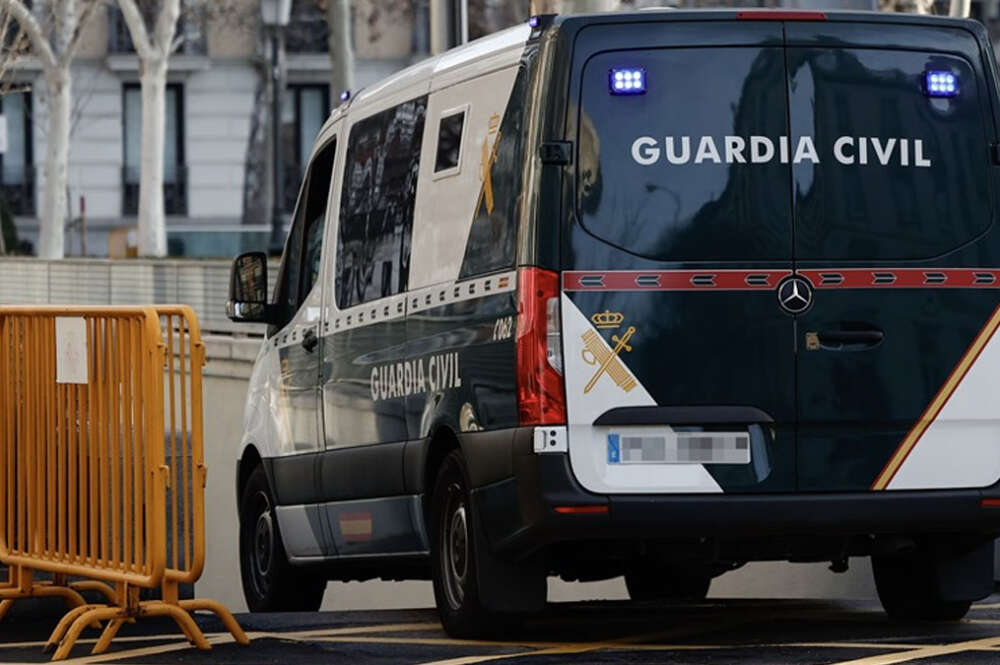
[924,70,958,98]
[610,68,646,95]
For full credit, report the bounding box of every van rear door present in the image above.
[562,22,797,494]
[787,22,1000,492]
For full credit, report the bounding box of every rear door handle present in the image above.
[811,329,884,350]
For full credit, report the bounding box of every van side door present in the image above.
[319,94,429,556]
[265,137,338,559]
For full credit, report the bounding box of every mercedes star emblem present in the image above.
[777,276,813,314]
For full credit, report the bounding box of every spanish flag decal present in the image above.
[871,300,1000,490]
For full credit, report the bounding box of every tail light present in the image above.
[516,267,566,425]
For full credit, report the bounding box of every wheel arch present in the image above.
[237,444,265,517]
[421,426,462,521]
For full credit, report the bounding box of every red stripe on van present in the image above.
[798,268,1000,289]
[564,269,1000,292]
[563,270,793,292]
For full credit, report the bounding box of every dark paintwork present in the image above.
[562,15,1000,492]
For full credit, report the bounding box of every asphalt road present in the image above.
[3,595,1000,664]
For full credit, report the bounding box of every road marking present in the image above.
[412,610,773,665]
[826,636,1000,665]
[61,632,255,664]
[275,621,442,639]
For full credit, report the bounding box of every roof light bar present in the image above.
[610,68,646,95]
[924,70,958,98]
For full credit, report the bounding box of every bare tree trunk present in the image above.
[39,68,70,259]
[949,0,970,17]
[327,0,354,102]
[138,58,167,256]
[117,0,179,258]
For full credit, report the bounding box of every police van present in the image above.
[227,9,1000,635]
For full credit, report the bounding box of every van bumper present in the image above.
[468,429,1000,559]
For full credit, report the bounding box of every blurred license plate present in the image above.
[607,432,750,465]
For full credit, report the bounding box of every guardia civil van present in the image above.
[227,9,1000,635]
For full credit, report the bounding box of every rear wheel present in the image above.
[873,552,971,621]
[431,451,520,638]
[239,465,326,612]
[625,564,712,603]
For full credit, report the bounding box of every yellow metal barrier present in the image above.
[0,306,248,660]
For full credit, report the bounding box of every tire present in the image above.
[239,465,326,612]
[430,450,520,638]
[625,565,712,603]
[873,552,971,621]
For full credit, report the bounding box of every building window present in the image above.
[109,6,206,55]
[0,91,34,216]
[282,84,330,213]
[285,0,330,53]
[123,83,187,216]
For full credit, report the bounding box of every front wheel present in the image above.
[239,465,326,612]
[430,451,521,638]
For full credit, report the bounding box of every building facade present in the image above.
[4,0,438,257]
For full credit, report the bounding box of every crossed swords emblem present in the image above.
[581,326,637,394]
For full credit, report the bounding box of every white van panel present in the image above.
[887,316,1000,490]
[433,24,530,73]
[408,66,520,290]
[562,294,723,494]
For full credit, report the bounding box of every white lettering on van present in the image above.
[779,136,790,164]
[371,352,462,402]
[834,136,854,164]
[793,136,819,164]
[694,136,721,164]
[631,136,659,166]
[666,137,690,164]
[915,140,932,167]
[628,135,934,168]
[724,136,746,164]
[750,136,774,163]
[871,137,896,166]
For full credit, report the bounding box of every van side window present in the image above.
[271,137,337,328]
[434,110,465,173]
[458,69,528,278]
[336,96,427,309]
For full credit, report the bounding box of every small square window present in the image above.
[434,110,465,174]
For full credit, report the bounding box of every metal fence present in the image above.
[0,258,275,336]
[0,305,248,660]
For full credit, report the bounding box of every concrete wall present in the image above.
[195,337,877,612]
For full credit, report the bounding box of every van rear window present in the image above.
[577,46,993,263]
[577,47,793,262]
[788,48,991,261]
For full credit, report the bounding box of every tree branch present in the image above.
[152,0,180,57]
[66,0,102,61]
[115,0,154,59]
[0,0,58,72]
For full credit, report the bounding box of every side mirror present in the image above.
[227,252,275,323]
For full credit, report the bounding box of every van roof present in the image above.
[319,22,533,134]
[318,9,988,136]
